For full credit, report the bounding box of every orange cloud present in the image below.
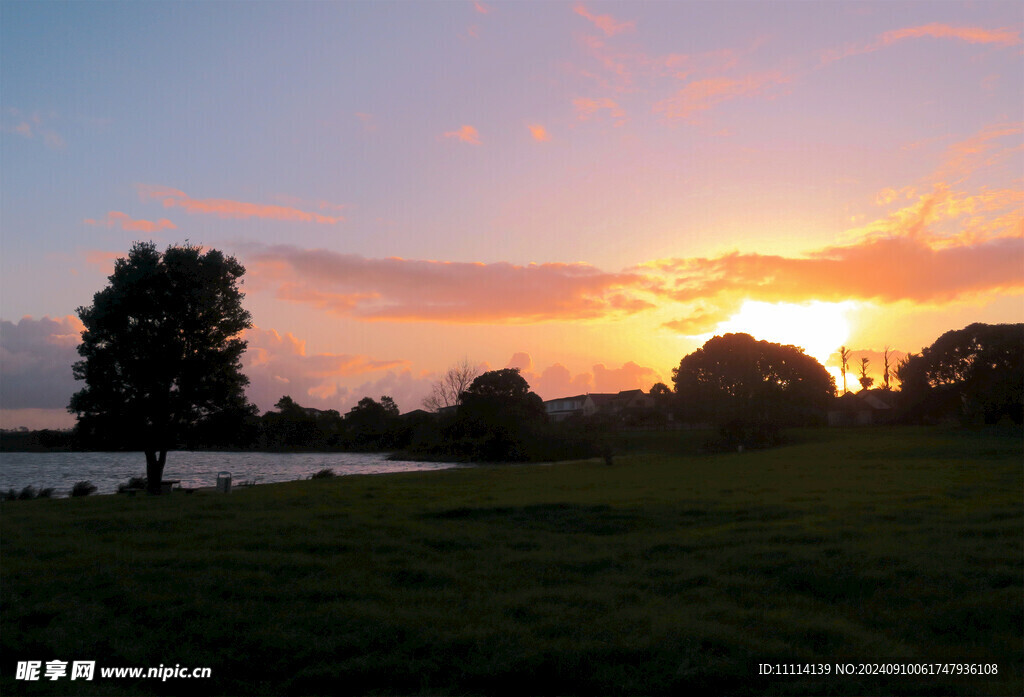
[880,23,1021,47]
[443,125,481,145]
[573,97,626,125]
[824,23,1022,62]
[573,3,635,36]
[244,245,657,324]
[242,327,408,412]
[652,234,1024,312]
[137,185,343,224]
[528,124,551,142]
[653,72,791,122]
[84,211,177,233]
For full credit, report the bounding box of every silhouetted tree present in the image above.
[69,242,253,493]
[345,396,400,449]
[454,368,546,460]
[839,346,852,395]
[672,333,836,435]
[897,322,1023,424]
[261,395,322,448]
[882,346,893,390]
[423,358,479,412]
[858,357,874,391]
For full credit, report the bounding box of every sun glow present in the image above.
[710,300,856,366]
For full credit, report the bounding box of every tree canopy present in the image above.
[69,242,253,493]
[897,322,1023,424]
[672,333,836,429]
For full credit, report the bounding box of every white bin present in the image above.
[216,471,232,494]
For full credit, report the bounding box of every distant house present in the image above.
[544,389,655,422]
[544,394,588,422]
[828,389,897,426]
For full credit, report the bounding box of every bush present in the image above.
[71,481,98,497]
[310,468,336,479]
[117,476,147,493]
[16,486,37,500]
[37,488,55,498]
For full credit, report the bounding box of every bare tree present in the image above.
[882,346,893,390]
[839,346,852,394]
[858,357,874,391]
[422,358,480,412]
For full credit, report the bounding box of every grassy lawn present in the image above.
[2,426,1021,696]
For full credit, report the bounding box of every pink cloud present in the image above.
[244,245,658,324]
[443,125,481,145]
[572,97,626,126]
[528,124,551,142]
[137,185,344,224]
[0,315,84,410]
[824,23,1022,63]
[242,327,408,412]
[473,1,492,15]
[573,3,635,36]
[502,352,661,400]
[653,72,791,122]
[880,23,1021,47]
[84,211,177,233]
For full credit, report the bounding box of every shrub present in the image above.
[16,486,37,500]
[71,481,98,497]
[117,476,147,493]
[311,468,336,479]
[37,487,55,498]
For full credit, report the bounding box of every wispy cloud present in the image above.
[824,23,1022,62]
[2,108,65,149]
[84,211,177,233]
[573,3,635,36]
[572,97,627,126]
[443,125,481,145]
[653,72,791,122]
[244,245,657,324]
[355,111,378,132]
[137,185,344,224]
[528,124,551,142]
[472,1,492,15]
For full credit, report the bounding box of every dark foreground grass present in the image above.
[1,426,1021,696]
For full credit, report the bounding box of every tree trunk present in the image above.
[145,449,167,495]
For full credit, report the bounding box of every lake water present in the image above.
[0,451,464,496]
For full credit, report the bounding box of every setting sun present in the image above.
[709,300,856,366]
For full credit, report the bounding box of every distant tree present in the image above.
[897,322,1023,424]
[423,358,479,412]
[261,395,321,448]
[69,242,253,494]
[858,357,874,391]
[455,369,546,460]
[672,333,836,431]
[380,395,400,418]
[882,346,893,390]
[345,396,400,449]
[839,346,852,394]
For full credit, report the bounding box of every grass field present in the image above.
[2,426,1021,696]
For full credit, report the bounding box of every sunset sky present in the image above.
[2,1,1022,429]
